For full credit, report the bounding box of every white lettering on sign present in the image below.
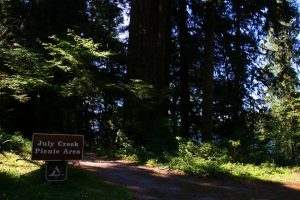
[35,148,60,154]
[37,140,55,147]
[33,141,81,156]
[58,141,79,147]
[32,133,84,161]
[63,149,81,155]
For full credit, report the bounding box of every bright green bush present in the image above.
[103,135,300,183]
[176,137,231,162]
[0,128,31,153]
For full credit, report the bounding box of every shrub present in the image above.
[0,128,11,151]
[0,128,31,154]
[176,137,231,162]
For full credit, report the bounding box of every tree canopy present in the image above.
[0,0,299,164]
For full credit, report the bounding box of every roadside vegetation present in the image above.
[1,1,300,190]
[97,136,300,184]
[0,130,133,200]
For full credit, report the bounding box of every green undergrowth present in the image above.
[163,156,300,183]
[0,131,133,200]
[111,137,300,184]
[0,130,31,154]
[126,155,300,183]
[0,152,133,200]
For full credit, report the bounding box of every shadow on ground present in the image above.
[77,154,300,200]
[0,164,132,200]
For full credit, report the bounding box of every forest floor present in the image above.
[74,153,300,200]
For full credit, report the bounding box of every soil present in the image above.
[73,153,300,200]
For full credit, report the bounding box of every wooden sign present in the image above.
[31,133,84,161]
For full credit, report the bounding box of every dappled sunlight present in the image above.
[0,153,133,200]
[0,152,40,175]
[74,154,300,200]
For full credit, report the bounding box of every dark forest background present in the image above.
[1,0,300,165]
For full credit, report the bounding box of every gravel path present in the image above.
[73,154,300,200]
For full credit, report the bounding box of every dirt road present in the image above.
[74,154,300,200]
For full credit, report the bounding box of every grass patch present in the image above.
[112,138,300,184]
[164,156,300,183]
[0,152,133,200]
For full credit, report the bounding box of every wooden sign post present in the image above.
[31,133,84,181]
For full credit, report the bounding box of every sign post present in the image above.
[31,133,84,181]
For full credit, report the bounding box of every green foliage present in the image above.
[0,152,133,200]
[148,139,298,182]
[127,79,155,101]
[43,30,110,97]
[256,23,300,164]
[0,30,110,101]
[43,30,109,72]
[0,0,300,169]
[258,96,300,164]
[0,43,52,102]
[218,162,298,182]
[0,129,31,154]
[111,136,300,182]
[0,134,11,151]
[177,137,231,162]
[0,0,25,42]
[121,79,176,155]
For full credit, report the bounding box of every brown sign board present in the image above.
[31,133,84,161]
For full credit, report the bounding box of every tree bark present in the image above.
[202,1,215,142]
[128,0,170,92]
[231,0,246,129]
[126,0,172,150]
[178,0,190,137]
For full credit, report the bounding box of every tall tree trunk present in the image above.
[126,0,173,151]
[178,0,190,137]
[128,0,170,92]
[202,1,215,142]
[231,0,246,134]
